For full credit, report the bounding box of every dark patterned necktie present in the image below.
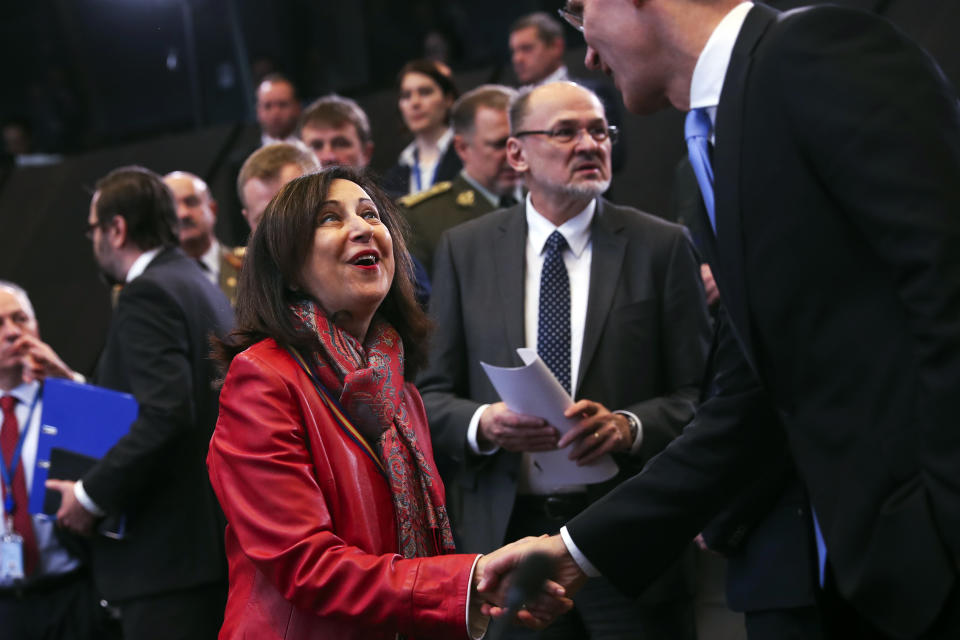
[1,395,38,576]
[537,231,571,394]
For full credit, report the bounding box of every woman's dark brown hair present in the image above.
[215,166,430,377]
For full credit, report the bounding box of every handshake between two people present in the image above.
[471,534,589,631]
[478,399,634,463]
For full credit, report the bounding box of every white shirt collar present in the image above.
[199,238,220,277]
[525,194,595,259]
[125,246,163,283]
[532,65,570,88]
[261,133,300,147]
[398,127,455,168]
[689,1,754,121]
[3,380,39,410]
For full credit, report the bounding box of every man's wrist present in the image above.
[613,410,643,454]
[73,480,105,517]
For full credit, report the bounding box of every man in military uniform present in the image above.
[400,85,523,277]
[163,171,245,306]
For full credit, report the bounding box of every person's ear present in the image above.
[506,137,528,173]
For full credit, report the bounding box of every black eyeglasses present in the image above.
[557,7,584,33]
[514,124,618,145]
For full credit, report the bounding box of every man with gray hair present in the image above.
[0,280,100,639]
[401,84,523,277]
[419,81,710,639]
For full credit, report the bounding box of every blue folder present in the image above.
[29,378,138,515]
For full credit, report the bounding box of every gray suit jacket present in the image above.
[418,199,711,598]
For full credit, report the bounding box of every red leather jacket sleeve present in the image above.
[208,342,478,639]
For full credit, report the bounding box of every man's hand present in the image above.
[13,334,77,384]
[557,399,632,465]
[478,402,559,452]
[45,479,96,536]
[701,264,719,306]
[477,534,585,627]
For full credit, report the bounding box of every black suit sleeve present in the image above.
[769,9,960,558]
[621,229,710,463]
[82,279,198,512]
[566,307,790,596]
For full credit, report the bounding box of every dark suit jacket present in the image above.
[567,5,960,637]
[84,246,234,601]
[379,144,462,200]
[418,198,711,601]
[674,156,818,614]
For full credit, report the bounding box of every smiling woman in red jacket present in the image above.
[207,167,498,639]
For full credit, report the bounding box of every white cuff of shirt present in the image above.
[73,480,106,517]
[614,410,644,455]
[467,404,499,455]
[560,526,601,578]
[465,554,489,639]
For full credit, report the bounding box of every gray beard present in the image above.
[558,178,611,199]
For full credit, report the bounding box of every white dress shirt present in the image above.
[198,239,221,286]
[0,382,81,583]
[561,0,755,578]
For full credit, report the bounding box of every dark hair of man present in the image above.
[215,166,431,376]
[94,166,177,251]
[236,142,319,202]
[300,94,372,145]
[509,11,565,44]
[257,72,299,101]
[451,85,518,137]
[397,59,460,124]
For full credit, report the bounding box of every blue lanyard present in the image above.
[1,390,41,515]
[411,147,440,193]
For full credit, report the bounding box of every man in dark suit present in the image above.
[400,84,523,278]
[49,166,233,639]
[479,1,960,638]
[419,81,711,639]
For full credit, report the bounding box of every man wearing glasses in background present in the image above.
[419,81,711,639]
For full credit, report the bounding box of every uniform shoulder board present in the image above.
[224,246,246,269]
[398,181,453,208]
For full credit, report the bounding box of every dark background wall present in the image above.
[0,0,957,375]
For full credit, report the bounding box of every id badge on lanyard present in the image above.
[0,391,40,580]
[0,518,25,580]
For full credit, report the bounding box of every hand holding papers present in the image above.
[481,348,618,485]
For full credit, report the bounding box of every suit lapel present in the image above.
[577,199,627,395]
[713,3,778,372]
[493,206,527,356]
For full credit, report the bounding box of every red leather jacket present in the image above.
[208,339,478,639]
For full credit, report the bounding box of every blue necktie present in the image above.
[684,108,716,232]
[538,231,571,394]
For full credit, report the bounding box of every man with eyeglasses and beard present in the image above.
[419,81,711,640]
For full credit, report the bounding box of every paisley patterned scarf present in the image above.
[290,299,456,558]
